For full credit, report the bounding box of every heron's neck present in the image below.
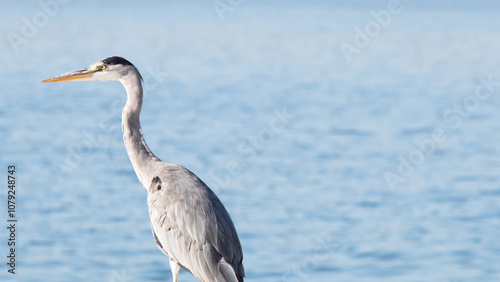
[120,70,161,189]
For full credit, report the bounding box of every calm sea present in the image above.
[1,1,500,281]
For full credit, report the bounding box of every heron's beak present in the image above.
[41,67,98,82]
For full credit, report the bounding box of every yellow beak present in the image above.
[41,68,97,82]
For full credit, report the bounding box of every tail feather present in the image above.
[217,258,244,282]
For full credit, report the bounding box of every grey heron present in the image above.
[41,56,245,282]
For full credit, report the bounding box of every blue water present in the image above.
[1,1,500,281]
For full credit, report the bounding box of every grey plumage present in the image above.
[148,167,244,282]
[42,56,244,282]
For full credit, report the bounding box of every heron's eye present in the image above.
[157,185,161,191]
[100,65,106,70]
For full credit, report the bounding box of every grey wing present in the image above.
[150,223,168,255]
[147,166,244,282]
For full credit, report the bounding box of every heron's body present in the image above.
[148,170,244,282]
[42,56,244,282]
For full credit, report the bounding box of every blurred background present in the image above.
[1,0,500,281]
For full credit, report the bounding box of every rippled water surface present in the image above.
[1,1,500,281]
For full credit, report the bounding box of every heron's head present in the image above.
[41,56,139,83]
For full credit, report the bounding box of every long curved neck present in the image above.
[120,70,161,188]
